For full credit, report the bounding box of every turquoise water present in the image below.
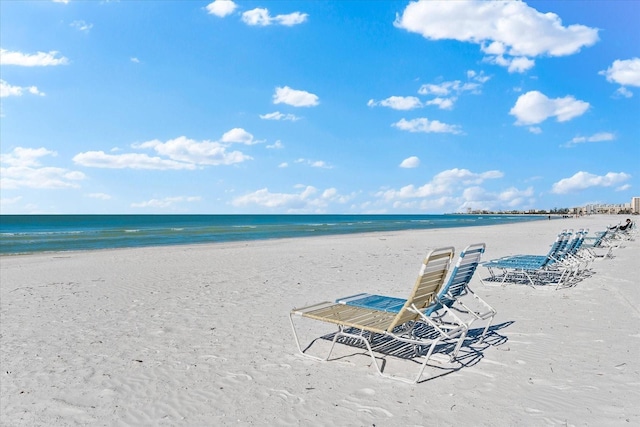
[0,214,544,255]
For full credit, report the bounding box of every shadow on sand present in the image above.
[308,320,514,383]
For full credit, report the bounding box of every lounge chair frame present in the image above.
[289,247,467,383]
[336,243,496,344]
[481,230,578,289]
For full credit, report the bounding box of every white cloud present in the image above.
[52,0,69,3]
[395,1,598,73]
[241,8,270,25]
[418,72,488,109]
[419,84,450,97]
[259,111,300,121]
[0,49,69,66]
[242,8,308,26]
[482,52,536,73]
[70,20,93,32]
[615,87,633,98]
[392,117,462,134]
[384,182,535,212]
[467,70,490,83]
[509,91,589,125]
[418,80,482,96]
[220,128,259,144]
[497,187,535,206]
[506,56,536,73]
[563,132,615,148]
[232,186,316,209]
[0,147,56,167]
[232,185,351,212]
[322,188,337,199]
[424,97,455,110]
[310,160,330,168]
[528,127,543,134]
[600,58,640,87]
[295,158,332,169]
[76,133,256,170]
[438,168,504,185]
[377,168,503,201]
[131,196,202,209]
[459,186,535,211]
[1,147,85,190]
[551,171,631,194]
[130,57,140,63]
[368,96,422,110]
[73,151,198,170]
[0,80,45,97]
[206,0,237,17]
[400,156,420,168]
[137,135,253,164]
[266,140,284,149]
[273,86,319,107]
[274,11,308,26]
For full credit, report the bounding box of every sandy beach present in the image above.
[1,214,638,426]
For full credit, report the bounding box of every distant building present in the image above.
[571,199,638,215]
[587,203,629,214]
[462,197,640,215]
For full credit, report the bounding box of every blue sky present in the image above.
[1,0,638,214]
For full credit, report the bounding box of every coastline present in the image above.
[0,213,546,256]
[1,214,638,425]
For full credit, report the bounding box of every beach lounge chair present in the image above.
[548,229,593,284]
[535,228,598,286]
[583,229,611,251]
[613,220,636,241]
[481,230,577,288]
[289,247,468,383]
[583,228,620,259]
[481,231,566,271]
[487,229,570,267]
[336,243,496,344]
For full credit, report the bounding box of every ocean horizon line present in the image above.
[0,213,546,255]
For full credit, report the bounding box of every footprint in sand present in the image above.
[214,371,254,390]
[342,394,393,418]
[49,398,97,423]
[354,388,376,396]
[269,388,305,405]
[222,372,253,382]
[199,354,228,363]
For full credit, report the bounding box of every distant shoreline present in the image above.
[0,213,545,256]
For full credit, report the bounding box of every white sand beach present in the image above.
[1,215,638,426]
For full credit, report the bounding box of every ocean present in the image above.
[0,214,544,255]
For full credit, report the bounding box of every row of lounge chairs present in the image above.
[287,221,634,383]
[289,244,497,383]
[480,222,634,289]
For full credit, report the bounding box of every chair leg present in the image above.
[449,329,467,360]
[412,337,442,383]
[334,328,386,377]
[522,270,536,288]
[290,313,455,384]
[290,313,341,362]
